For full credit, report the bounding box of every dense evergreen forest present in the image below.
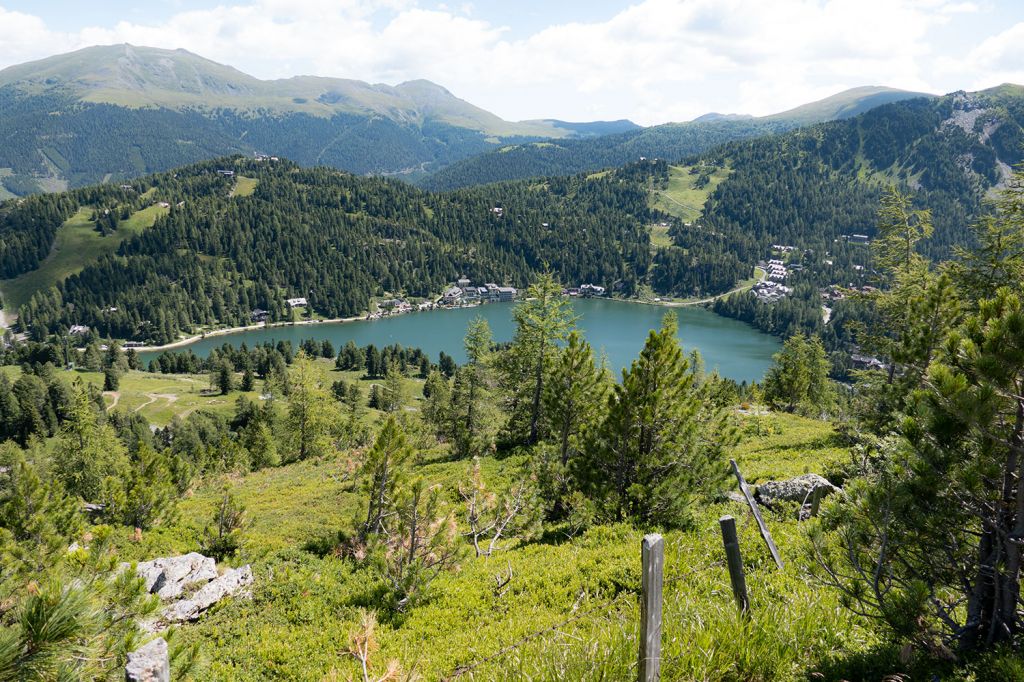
[8,157,656,343]
[688,85,1024,343]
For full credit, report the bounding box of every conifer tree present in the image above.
[504,274,576,444]
[762,334,832,414]
[51,381,129,502]
[359,416,412,541]
[579,313,732,527]
[283,352,337,462]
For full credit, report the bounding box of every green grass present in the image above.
[0,203,168,314]
[101,407,885,681]
[649,222,674,249]
[650,164,731,223]
[232,176,258,197]
[2,358,427,428]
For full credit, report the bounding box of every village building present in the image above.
[69,324,90,336]
[752,281,791,303]
[497,286,517,302]
[442,286,463,305]
[251,309,269,322]
[286,297,307,308]
[580,283,607,297]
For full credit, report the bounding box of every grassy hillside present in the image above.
[650,163,731,223]
[0,203,167,315]
[105,407,871,681]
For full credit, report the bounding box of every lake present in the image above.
[141,299,781,383]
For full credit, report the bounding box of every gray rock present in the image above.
[163,565,253,623]
[136,553,218,600]
[755,474,839,506]
[125,637,169,682]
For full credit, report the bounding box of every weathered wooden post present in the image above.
[809,485,825,518]
[730,459,784,569]
[719,515,749,614]
[639,533,664,682]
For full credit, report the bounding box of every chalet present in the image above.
[851,353,886,371]
[217,169,235,177]
[491,207,504,216]
[123,341,146,349]
[443,287,463,304]
[286,297,308,308]
[752,281,791,303]
[580,283,606,297]
[251,308,269,322]
[69,325,89,336]
[158,202,171,208]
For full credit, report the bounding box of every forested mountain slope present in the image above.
[420,87,933,191]
[6,157,655,343]
[684,84,1024,343]
[0,44,627,196]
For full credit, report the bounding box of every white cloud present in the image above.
[0,0,1016,125]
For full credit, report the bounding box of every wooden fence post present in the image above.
[730,459,784,569]
[809,485,825,518]
[719,515,749,614]
[639,533,664,682]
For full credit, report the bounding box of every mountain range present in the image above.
[0,44,928,197]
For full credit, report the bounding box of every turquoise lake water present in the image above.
[141,299,780,383]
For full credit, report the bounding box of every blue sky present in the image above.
[1,1,1022,124]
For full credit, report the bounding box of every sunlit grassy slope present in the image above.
[0,203,168,314]
[105,406,874,681]
[650,164,731,224]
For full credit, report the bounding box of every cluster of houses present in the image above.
[765,259,789,282]
[752,280,791,303]
[254,153,280,162]
[564,283,607,297]
[443,279,518,306]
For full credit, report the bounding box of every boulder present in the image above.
[125,637,169,682]
[136,553,218,600]
[163,565,254,623]
[755,474,839,506]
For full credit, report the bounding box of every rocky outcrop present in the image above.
[162,565,254,623]
[137,552,218,601]
[755,473,839,506]
[125,637,169,682]
[131,554,253,632]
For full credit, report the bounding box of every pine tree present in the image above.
[359,416,412,541]
[579,313,733,527]
[762,334,832,414]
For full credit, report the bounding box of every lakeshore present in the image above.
[137,297,781,382]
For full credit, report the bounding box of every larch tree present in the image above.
[504,273,576,445]
[283,352,337,462]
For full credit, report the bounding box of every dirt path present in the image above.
[104,391,120,411]
[134,393,178,413]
